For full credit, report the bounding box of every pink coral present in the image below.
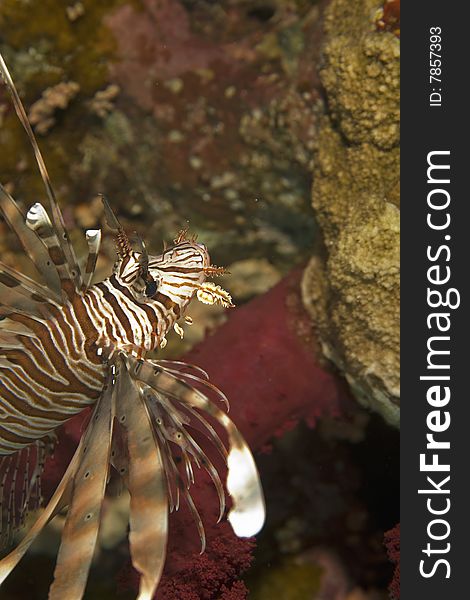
[117,523,254,600]
[159,527,254,599]
[185,268,351,448]
[384,523,400,599]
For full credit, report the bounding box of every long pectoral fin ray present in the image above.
[117,360,168,600]
[48,381,115,600]
[0,445,78,585]
[0,54,82,292]
[125,356,265,540]
[0,185,62,297]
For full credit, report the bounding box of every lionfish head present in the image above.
[113,227,234,312]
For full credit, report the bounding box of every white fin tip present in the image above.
[226,445,265,538]
[26,202,49,229]
[86,229,101,241]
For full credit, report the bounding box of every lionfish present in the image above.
[0,53,265,598]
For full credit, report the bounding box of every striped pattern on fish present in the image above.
[0,51,265,599]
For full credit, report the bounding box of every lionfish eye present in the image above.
[145,280,159,298]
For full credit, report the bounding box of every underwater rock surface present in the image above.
[302,0,400,427]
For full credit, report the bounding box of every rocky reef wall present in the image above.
[302,0,400,426]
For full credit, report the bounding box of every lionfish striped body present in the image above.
[0,53,265,599]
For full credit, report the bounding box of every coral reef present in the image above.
[0,1,400,597]
[28,80,80,134]
[0,0,325,281]
[87,84,120,118]
[302,0,400,426]
[100,0,323,271]
[0,0,122,199]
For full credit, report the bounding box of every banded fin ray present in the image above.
[179,477,206,553]
[0,313,43,338]
[0,53,82,292]
[117,358,168,600]
[0,374,115,591]
[49,376,115,599]
[0,301,39,319]
[0,437,55,547]
[26,203,78,299]
[0,260,58,304]
[181,431,226,523]
[82,229,102,290]
[152,359,210,381]
[0,261,58,317]
[0,184,61,297]
[125,355,266,540]
[0,447,77,585]
[155,364,230,411]
[143,384,226,524]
